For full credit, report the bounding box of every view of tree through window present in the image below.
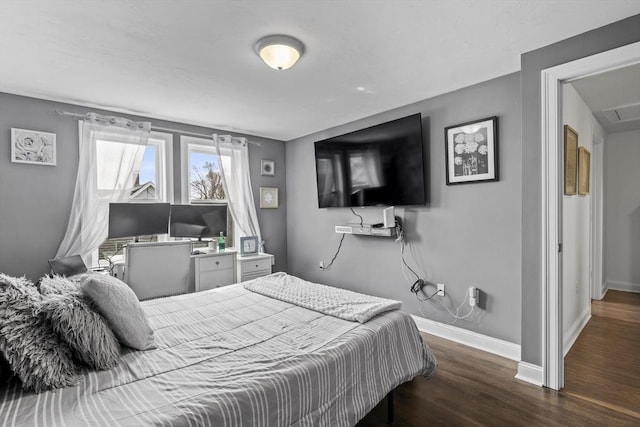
[189,151,233,247]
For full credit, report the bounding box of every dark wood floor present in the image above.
[564,290,640,419]
[358,290,640,426]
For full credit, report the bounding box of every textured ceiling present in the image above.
[1,0,639,141]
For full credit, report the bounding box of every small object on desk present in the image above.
[192,250,201,255]
[218,232,226,252]
[371,223,384,228]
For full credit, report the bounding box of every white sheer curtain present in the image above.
[56,113,151,263]
[214,134,262,245]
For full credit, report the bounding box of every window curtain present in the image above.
[214,134,262,246]
[56,113,151,263]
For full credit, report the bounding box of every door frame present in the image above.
[540,41,640,390]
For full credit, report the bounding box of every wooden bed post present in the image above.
[386,390,394,424]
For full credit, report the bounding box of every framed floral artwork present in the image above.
[11,128,56,166]
[260,187,278,209]
[444,116,498,185]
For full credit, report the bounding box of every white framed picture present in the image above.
[261,159,275,176]
[11,128,57,166]
[240,236,259,256]
[260,187,279,209]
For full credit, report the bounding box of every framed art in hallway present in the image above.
[578,146,590,195]
[445,116,498,185]
[563,125,578,195]
[11,128,56,166]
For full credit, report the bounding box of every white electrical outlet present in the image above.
[319,261,324,269]
[436,283,445,297]
[469,287,479,307]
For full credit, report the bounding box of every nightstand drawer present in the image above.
[198,254,234,272]
[199,268,234,290]
[241,258,272,274]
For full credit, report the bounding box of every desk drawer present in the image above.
[198,254,234,272]
[199,268,234,291]
[241,258,272,274]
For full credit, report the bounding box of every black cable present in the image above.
[401,238,421,281]
[350,207,364,227]
[321,233,346,271]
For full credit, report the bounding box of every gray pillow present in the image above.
[40,291,121,370]
[0,274,78,392]
[81,274,156,351]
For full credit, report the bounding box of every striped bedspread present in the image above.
[0,283,436,426]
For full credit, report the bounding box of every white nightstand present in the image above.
[237,253,274,282]
[191,250,237,292]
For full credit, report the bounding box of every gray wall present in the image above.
[286,73,522,344]
[0,92,287,280]
[520,14,640,365]
[604,130,640,289]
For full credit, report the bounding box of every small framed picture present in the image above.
[11,128,57,166]
[564,125,578,195]
[240,236,259,256]
[578,146,590,195]
[444,117,498,185]
[261,159,275,176]
[260,187,279,209]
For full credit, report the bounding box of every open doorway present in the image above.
[560,64,640,415]
[540,41,640,391]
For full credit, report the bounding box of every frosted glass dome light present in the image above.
[255,35,304,71]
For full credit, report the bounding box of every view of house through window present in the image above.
[98,133,171,261]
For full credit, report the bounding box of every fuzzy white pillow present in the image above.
[81,274,156,351]
[0,274,78,392]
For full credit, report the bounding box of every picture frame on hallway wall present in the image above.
[444,116,498,185]
[11,128,56,166]
[564,125,578,195]
[578,146,590,195]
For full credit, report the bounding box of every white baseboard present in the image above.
[606,280,640,294]
[563,307,591,357]
[594,282,608,300]
[515,362,543,387]
[411,315,520,361]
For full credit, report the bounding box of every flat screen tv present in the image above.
[108,203,170,240]
[170,204,228,239]
[314,114,426,208]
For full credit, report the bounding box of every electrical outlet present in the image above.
[436,283,445,297]
[469,287,479,307]
[319,261,324,270]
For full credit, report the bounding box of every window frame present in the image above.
[180,135,235,247]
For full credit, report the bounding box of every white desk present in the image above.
[191,250,237,292]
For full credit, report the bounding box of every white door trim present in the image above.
[591,135,605,300]
[540,41,640,390]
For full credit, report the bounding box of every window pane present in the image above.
[189,151,226,201]
[131,145,157,200]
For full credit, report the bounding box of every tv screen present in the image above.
[108,203,170,239]
[314,114,426,208]
[170,204,228,239]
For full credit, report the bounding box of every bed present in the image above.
[0,273,436,426]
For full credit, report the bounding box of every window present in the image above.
[181,136,234,247]
[98,132,173,261]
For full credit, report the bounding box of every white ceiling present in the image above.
[1,1,639,141]
[571,63,640,134]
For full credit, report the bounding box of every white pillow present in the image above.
[81,274,156,351]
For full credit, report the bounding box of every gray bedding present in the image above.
[0,282,436,426]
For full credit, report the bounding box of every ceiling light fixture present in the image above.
[254,35,304,71]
